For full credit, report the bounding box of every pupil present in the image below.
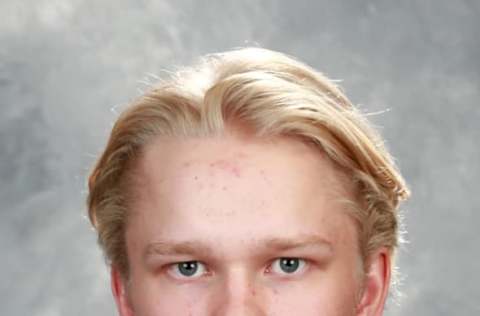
[178,261,198,276]
[280,258,299,273]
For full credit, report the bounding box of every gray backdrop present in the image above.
[1,1,479,315]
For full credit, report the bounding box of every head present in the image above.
[87,47,409,316]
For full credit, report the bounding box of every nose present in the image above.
[211,268,267,316]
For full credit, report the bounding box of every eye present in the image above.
[269,257,307,275]
[167,261,208,279]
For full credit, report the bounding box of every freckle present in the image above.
[222,186,227,191]
[232,166,241,177]
[260,169,271,183]
[183,161,191,167]
[194,176,198,180]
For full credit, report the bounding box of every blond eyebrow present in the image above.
[145,240,213,258]
[144,234,333,260]
[263,235,333,253]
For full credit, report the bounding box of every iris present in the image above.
[177,261,198,276]
[279,258,300,273]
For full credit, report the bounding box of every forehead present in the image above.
[137,131,353,199]
[128,131,358,256]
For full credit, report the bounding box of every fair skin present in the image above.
[112,129,391,316]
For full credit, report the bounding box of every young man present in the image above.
[87,47,410,315]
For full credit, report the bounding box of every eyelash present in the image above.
[165,258,310,280]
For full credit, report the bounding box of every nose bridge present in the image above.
[211,266,266,316]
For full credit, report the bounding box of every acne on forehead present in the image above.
[137,135,358,219]
[138,133,357,212]
[183,157,245,178]
[145,132,343,174]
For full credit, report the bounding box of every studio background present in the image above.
[1,1,479,315]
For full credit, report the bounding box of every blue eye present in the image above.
[168,261,207,279]
[271,258,306,275]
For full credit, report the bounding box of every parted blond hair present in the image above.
[87,47,410,280]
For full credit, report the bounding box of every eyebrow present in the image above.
[144,234,334,261]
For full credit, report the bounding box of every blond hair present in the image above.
[87,47,410,279]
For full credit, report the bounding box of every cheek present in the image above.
[266,280,358,315]
[127,277,208,316]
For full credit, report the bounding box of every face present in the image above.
[112,130,390,316]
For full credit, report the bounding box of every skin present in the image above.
[112,129,391,316]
